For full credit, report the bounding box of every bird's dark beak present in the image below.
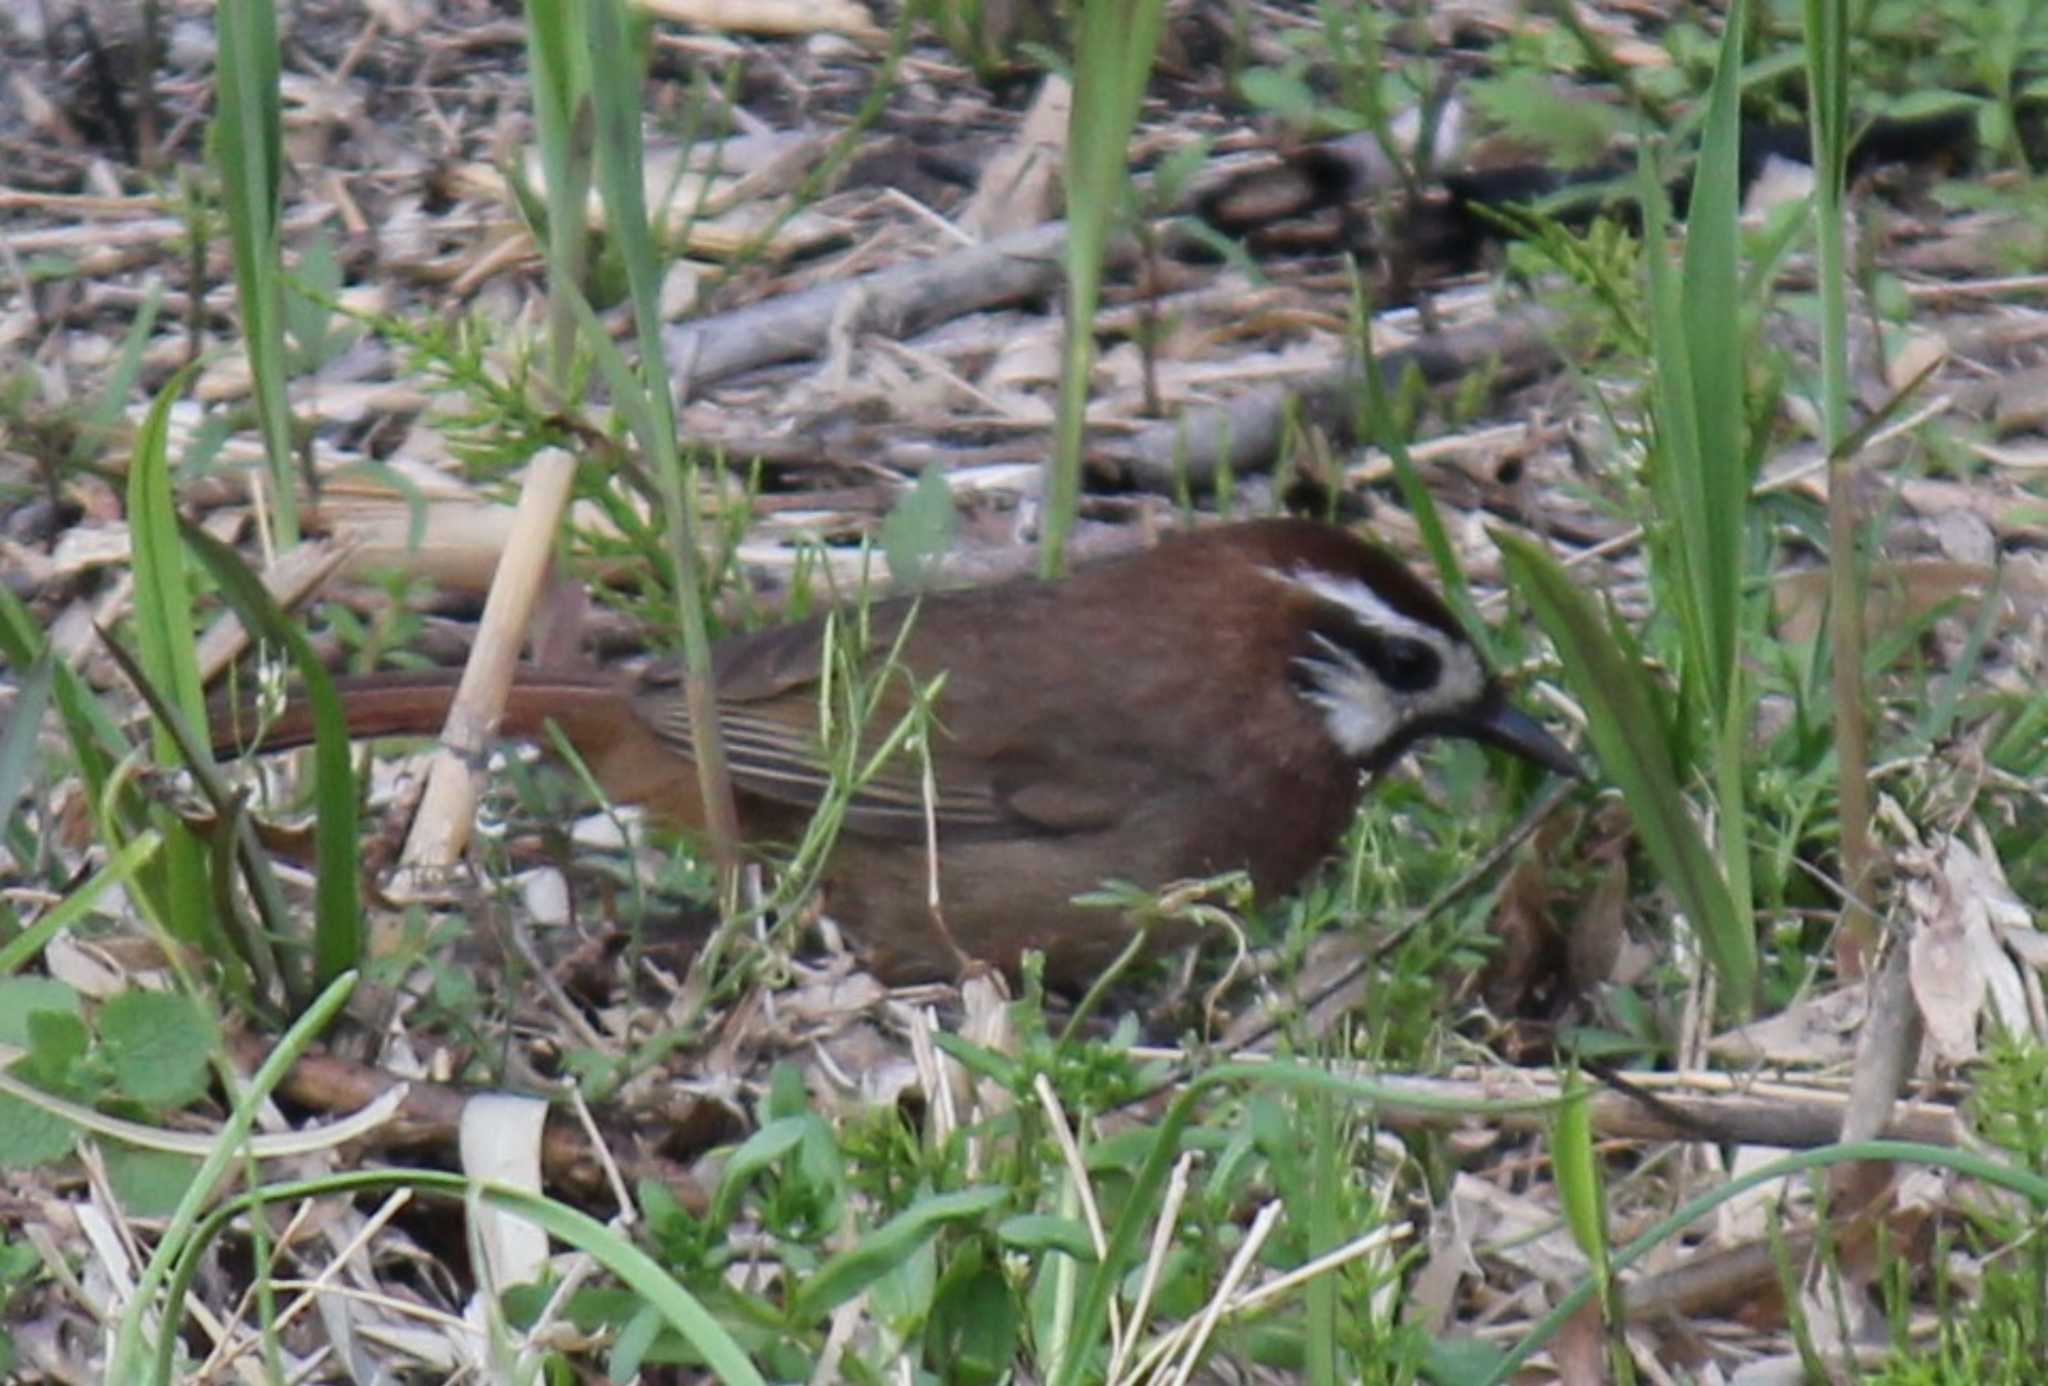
[1472,697,1584,780]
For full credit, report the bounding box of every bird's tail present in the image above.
[207,667,626,759]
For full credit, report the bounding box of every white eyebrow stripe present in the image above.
[1260,566,1447,646]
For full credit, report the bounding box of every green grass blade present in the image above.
[1804,0,1876,967]
[1551,1070,1606,1276]
[1052,1059,1568,1386]
[1482,1138,2048,1384]
[1680,0,1748,713]
[82,279,164,454]
[1550,1066,1626,1379]
[0,653,55,837]
[182,525,362,991]
[0,587,129,844]
[524,0,594,379]
[128,371,207,742]
[581,0,743,876]
[1687,1,1758,955]
[115,969,360,1382]
[1496,530,1752,1015]
[126,367,214,954]
[212,0,298,546]
[0,832,162,976]
[1043,0,1167,577]
[156,1161,769,1386]
[790,1186,1010,1321]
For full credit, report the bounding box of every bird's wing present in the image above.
[634,597,1169,842]
[633,640,1022,841]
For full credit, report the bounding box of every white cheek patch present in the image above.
[1293,633,1396,758]
[1265,566,1490,750]
[1427,644,1486,714]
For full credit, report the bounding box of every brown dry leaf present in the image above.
[1945,829,2035,1031]
[1220,929,1371,1050]
[1708,980,1866,1067]
[775,970,890,1027]
[194,535,357,682]
[1479,812,1600,1026]
[1567,850,1630,996]
[1607,38,1671,66]
[1902,836,2034,1064]
[1992,364,2048,436]
[1797,1217,1895,1362]
[1769,559,2042,646]
[1714,1143,1796,1245]
[1478,854,1564,1019]
[451,155,844,262]
[46,521,134,581]
[1744,154,1814,217]
[1453,1171,1588,1287]
[1970,438,2048,469]
[958,74,1070,239]
[1907,860,1986,1065]
[1552,1298,1610,1386]
[1887,329,1949,394]
[1899,475,2048,546]
[363,0,429,34]
[42,934,130,1000]
[812,1012,922,1111]
[957,971,1016,1132]
[1407,1177,1481,1333]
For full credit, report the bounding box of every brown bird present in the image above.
[218,519,1579,985]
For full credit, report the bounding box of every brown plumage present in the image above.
[218,519,1578,984]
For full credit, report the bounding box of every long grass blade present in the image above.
[212,0,299,546]
[1497,531,1753,1014]
[183,525,362,992]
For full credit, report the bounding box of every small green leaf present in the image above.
[103,1145,202,1218]
[23,1010,88,1087]
[1236,67,1319,126]
[101,990,216,1109]
[997,1214,1099,1261]
[1425,1334,1510,1385]
[284,229,358,372]
[932,1032,1022,1089]
[1467,71,1623,168]
[1879,88,1984,121]
[709,1116,810,1229]
[0,978,81,1049]
[1148,138,1212,208]
[0,1239,40,1284]
[764,1061,810,1123]
[609,1303,664,1383]
[880,466,958,592]
[865,1232,939,1333]
[791,1187,1009,1321]
[1977,103,2014,154]
[929,1251,1018,1386]
[0,1090,78,1168]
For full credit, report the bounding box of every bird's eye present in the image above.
[1369,636,1440,693]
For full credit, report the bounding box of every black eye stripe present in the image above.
[1370,635,1440,692]
[1302,610,1442,693]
